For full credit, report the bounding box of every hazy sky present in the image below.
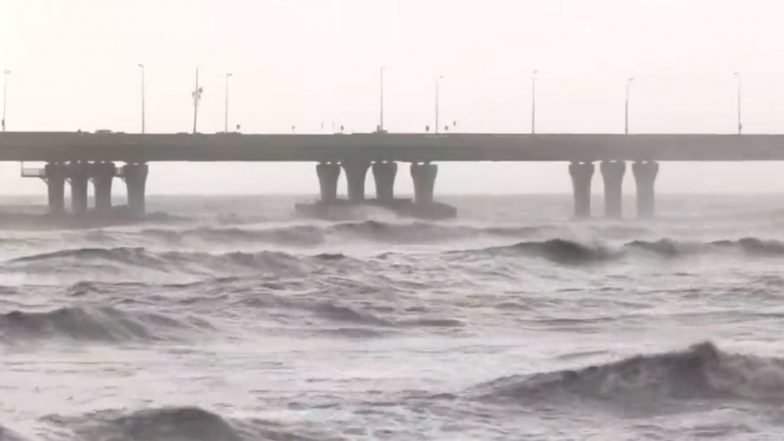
[2,0,784,196]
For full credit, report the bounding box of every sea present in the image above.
[2,193,784,441]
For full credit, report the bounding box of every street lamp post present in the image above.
[379,67,385,133]
[531,69,538,134]
[435,75,444,134]
[191,68,204,134]
[625,77,634,135]
[2,70,10,132]
[137,64,145,134]
[224,72,233,132]
[734,72,742,135]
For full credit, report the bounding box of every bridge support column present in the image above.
[68,162,89,215]
[372,162,397,203]
[44,162,67,215]
[92,162,116,215]
[410,162,438,205]
[316,162,341,204]
[123,163,148,217]
[633,161,659,218]
[342,159,370,203]
[569,161,594,219]
[600,160,626,218]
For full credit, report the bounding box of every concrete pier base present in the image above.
[123,163,148,217]
[372,162,397,203]
[68,162,89,215]
[297,161,453,220]
[569,161,595,219]
[44,162,67,215]
[410,162,438,205]
[633,161,659,218]
[342,160,370,202]
[92,162,116,214]
[316,162,341,203]
[600,160,626,218]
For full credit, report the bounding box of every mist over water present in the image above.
[3,193,784,440]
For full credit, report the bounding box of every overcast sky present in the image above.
[2,0,784,196]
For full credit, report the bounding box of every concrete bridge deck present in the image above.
[2,131,783,221]
[1,132,784,162]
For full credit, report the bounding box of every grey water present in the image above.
[3,193,784,440]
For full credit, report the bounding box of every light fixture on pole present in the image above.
[379,67,385,133]
[137,64,145,134]
[531,69,538,134]
[734,72,742,135]
[191,68,203,134]
[435,75,444,134]
[625,77,634,135]
[2,69,10,132]
[224,72,233,132]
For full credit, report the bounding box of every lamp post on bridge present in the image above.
[435,74,444,134]
[378,67,386,133]
[2,69,10,132]
[191,68,204,134]
[734,72,742,135]
[137,64,145,134]
[531,69,538,134]
[224,72,233,132]
[625,77,634,135]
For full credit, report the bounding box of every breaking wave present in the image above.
[10,237,784,276]
[712,237,784,255]
[141,225,326,246]
[0,425,28,441]
[138,220,553,245]
[48,406,317,441]
[6,247,317,275]
[476,237,784,264]
[475,342,784,404]
[0,306,208,343]
[11,247,161,265]
[480,239,619,264]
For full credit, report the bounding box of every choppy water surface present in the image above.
[3,194,784,440]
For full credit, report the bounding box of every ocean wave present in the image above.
[474,342,784,404]
[330,220,653,243]
[239,295,460,332]
[11,237,784,278]
[18,221,654,253]
[47,406,317,441]
[481,239,619,264]
[48,407,242,441]
[135,220,553,246]
[311,302,392,326]
[6,247,313,276]
[712,237,784,255]
[0,306,207,343]
[142,225,326,246]
[308,302,463,331]
[11,246,157,264]
[473,237,784,264]
[627,237,784,258]
[329,220,552,243]
[0,425,28,441]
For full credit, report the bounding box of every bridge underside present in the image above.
[0,131,767,220]
[21,158,663,221]
[303,159,661,220]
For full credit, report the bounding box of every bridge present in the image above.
[1,131,782,220]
